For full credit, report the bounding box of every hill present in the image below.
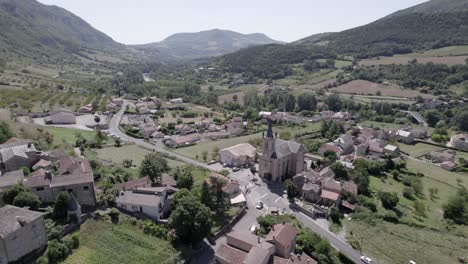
[135,29,282,59]
[0,0,123,61]
[320,0,468,58]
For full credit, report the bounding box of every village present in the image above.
[1,90,468,264]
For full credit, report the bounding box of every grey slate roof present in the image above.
[272,139,303,159]
[302,182,320,193]
[116,190,162,207]
[0,170,24,190]
[0,140,36,163]
[0,205,43,238]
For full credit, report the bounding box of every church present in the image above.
[259,120,305,182]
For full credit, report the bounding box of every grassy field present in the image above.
[398,143,444,157]
[44,127,99,145]
[95,144,186,169]
[331,80,434,99]
[346,220,468,264]
[172,132,263,161]
[406,158,468,189]
[64,219,179,264]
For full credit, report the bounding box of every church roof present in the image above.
[273,139,303,159]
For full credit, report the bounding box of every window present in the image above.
[67,189,73,193]
[121,204,127,209]
[83,186,89,191]
[36,187,44,192]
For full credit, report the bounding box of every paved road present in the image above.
[111,102,362,263]
[108,101,214,171]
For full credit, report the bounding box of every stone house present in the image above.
[25,157,96,206]
[138,123,158,138]
[0,205,47,264]
[215,231,275,264]
[219,143,257,167]
[0,140,42,173]
[116,186,177,221]
[166,134,201,148]
[302,182,321,203]
[430,151,455,163]
[441,161,457,171]
[266,223,299,258]
[44,109,76,124]
[205,173,240,196]
[450,134,468,151]
[396,130,415,144]
[383,144,400,155]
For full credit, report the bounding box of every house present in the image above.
[112,98,124,107]
[0,140,41,172]
[151,131,165,139]
[334,134,354,155]
[320,190,341,206]
[32,159,51,171]
[266,223,299,258]
[204,131,231,140]
[79,104,93,113]
[175,124,194,135]
[430,151,455,163]
[219,143,257,167]
[0,170,24,206]
[302,182,321,203]
[138,123,158,138]
[166,134,201,148]
[217,92,247,107]
[355,142,369,156]
[342,181,358,196]
[273,252,317,264]
[206,173,240,195]
[396,130,415,144]
[116,186,177,221]
[319,167,335,179]
[114,176,151,191]
[318,144,342,157]
[107,102,119,112]
[450,134,468,151]
[0,205,47,264]
[44,109,76,124]
[259,120,305,182]
[45,149,67,162]
[383,144,400,155]
[25,157,96,206]
[441,161,457,171]
[411,129,428,139]
[169,98,184,104]
[368,140,385,158]
[322,177,342,193]
[215,231,275,264]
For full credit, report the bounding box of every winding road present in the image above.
[111,101,362,263]
[108,101,214,171]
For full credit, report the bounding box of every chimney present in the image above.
[27,142,32,148]
[16,216,27,226]
[120,191,124,196]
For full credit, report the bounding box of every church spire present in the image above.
[266,118,274,139]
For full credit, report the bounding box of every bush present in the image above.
[381,210,399,223]
[71,234,80,249]
[13,191,40,210]
[378,192,399,210]
[47,239,70,263]
[53,192,69,219]
[108,208,120,224]
[402,187,415,199]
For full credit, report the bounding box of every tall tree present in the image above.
[169,196,212,245]
[176,168,194,190]
[0,121,13,144]
[140,153,170,182]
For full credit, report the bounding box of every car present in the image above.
[222,163,228,168]
[232,167,240,172]
[256,201,264,210]
[249,224,257,234]
[360,256,373,264]
[408,261,416,264]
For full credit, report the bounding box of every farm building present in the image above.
[45,109,76,124]
[450,134,468,151]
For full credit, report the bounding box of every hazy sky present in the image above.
[38,0,428,44]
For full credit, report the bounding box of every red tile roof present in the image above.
[321,190,340,201]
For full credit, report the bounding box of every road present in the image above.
[111,101,362,263]
[108,101,214,171]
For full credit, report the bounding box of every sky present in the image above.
[38,0,428,44]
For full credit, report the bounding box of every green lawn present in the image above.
[95,145,187,169]
[44,127,99,145]
[64,219,180,264]
[398,143,444,157]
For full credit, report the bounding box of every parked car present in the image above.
[256,201,264,210]
[360,256,373,264]
[232,167,240,172]
[408,261,416,264]
[249,224,257,234]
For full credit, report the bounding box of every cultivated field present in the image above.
[360,55,468,66]
[398,143,445,158]
[331,80,434,99]
[64,219,180,264]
